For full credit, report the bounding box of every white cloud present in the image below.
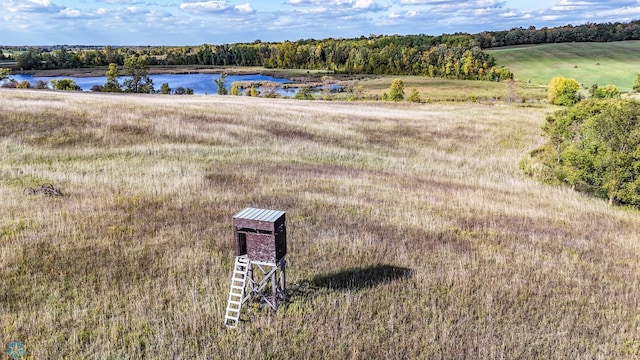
[102,0,138,4]
[180,1,233,13]
[235,3,254,13]
[4,0,63,13]
[58,8,83,17]
[399,0,459,4]
[286,0,386,11]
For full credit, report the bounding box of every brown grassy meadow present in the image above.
[1,89,639,359]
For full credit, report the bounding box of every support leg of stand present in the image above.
[279,259,287,301]
[272,270,278,309]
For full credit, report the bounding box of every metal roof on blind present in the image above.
[233,208,285,222]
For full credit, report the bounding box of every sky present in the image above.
[1,0,639,46]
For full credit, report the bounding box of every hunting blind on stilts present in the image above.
[224,208,287,328]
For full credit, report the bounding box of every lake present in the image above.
[11,73,299,96]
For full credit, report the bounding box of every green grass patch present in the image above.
[488,41,640,91]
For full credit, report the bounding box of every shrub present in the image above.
[230,83,239,96]
[17,80,31,89]
[34,80,49,89]
[294,87,314,100]
[389,79,405,101]
[407,88,421,103]
[590,84,620,99]
[247,84,258,97]
[1,79,18,88]
[50,79,81,91]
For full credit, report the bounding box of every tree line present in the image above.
[473,20,640,48]
[6,35,514,81]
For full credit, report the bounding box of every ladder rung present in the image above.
[228,300,241,306]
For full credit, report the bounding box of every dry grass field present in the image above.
[1,89,639,359]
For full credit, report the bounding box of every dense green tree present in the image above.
[122,56,154,93]
[532,99,640,206]
[50,78,81,91]
[161,83,171,94]
[16,50,41,70]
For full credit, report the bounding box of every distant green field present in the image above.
[487,41,640,91]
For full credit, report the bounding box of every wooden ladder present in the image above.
[224,255,250,328]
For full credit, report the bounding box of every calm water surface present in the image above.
[12,73,297,95]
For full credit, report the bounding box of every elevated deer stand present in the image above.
[224,208,287,328]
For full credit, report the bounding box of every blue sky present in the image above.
[1,0,639,45]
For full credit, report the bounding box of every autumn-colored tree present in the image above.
[16,80,31,89]
[548,76,580,106]
[389,79,405,101]
[248,84,258,97]
[0,68,11,81]
[230,83,239,95]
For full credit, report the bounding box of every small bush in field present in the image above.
[389,79,405,101]
[407,88,421,103]
[294,87,314,100]
[17,80,31,89]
